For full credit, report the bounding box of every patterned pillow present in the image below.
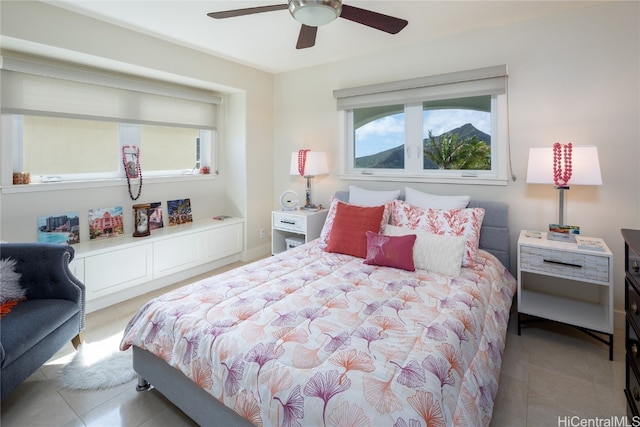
[319,197,392,248]
[324,202,386,258]
[364,231,416,271]
[390,200,485,269]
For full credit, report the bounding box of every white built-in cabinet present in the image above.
[68,218,243,312]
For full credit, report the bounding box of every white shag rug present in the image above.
[58,341,136,391]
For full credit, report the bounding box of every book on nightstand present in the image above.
[575,236,606,252]
[524,230,542,239]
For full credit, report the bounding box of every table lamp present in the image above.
[290,150,329,210]
[526,144,602,230]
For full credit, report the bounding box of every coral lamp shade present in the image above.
[526,145,602,186]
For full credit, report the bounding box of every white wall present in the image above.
[273,2,640,326]
[0,1,275,258]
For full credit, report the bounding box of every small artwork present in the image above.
[37,211,80,245]
[149,202,163,230]
[88,206,124,240]
[167,198,193,226]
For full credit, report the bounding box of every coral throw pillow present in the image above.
[364,231,416,271]
[319,197,392,248]
[391,200,485,269]
[325,202,386,258]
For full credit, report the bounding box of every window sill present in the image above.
[339,173,508,186]
[1,173,217,194]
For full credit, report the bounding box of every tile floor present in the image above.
[0,260,627,426]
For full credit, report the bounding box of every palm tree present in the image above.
[424,130,490,170]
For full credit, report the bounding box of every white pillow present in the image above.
[384,224,465,277]
[0,258,25,304]
[349,185,400,207]
[404,187,470,210]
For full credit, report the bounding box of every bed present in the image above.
[121,190,515,426]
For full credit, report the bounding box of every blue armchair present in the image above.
[0,243,85,400]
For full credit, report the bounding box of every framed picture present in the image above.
[133,204,151,237]
[88,206,124,240]
[149,202,163,230]
[37,211,80,245]
[167,198,192,226]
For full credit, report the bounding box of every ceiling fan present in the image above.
[207,0,408,49]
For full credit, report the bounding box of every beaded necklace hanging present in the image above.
[553,142,573,187]
[122,146,143,200]
[297,149,310,175]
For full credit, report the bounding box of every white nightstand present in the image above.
[517,230,614,359]
[271,209,328,255]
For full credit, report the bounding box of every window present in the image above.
[1,54,220,186]
[335,66,509,185]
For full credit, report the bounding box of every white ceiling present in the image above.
[46,1,600,74]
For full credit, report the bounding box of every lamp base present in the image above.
[303,204,320,212]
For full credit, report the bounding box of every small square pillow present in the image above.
[0,258,25,304]
[404,187,470,210]
[349,185,400,207]
[384,224,465,276]
[319,197,392,247]
[364,231,416,271]
[325,202,386,258]
[391,200,485,269]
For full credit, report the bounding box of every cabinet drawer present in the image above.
[154,233,203,278]
[628,357,640,415]
[520,245,610,283]
[84,244,153,298]
[272,212,306,233]
[628,278,640,329]
[628,317,640,374]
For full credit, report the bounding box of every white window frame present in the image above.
[335,66,509,186]
[3,114,216,186]
[0,53,221,192]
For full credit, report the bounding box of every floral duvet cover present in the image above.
[121,240,515,427]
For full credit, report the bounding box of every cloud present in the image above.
[355,115,404,157]
[423,110,490,135]
[356,115,404,137]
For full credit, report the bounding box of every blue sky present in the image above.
[355,109,490,158]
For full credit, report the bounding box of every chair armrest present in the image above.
[1,243,86,330]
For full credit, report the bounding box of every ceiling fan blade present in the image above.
[207,4,287,19]
[339,4,408,34]
[296,25,317,49]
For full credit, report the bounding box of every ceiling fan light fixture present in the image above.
[288,0,342,27]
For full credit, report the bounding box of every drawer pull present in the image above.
[633,301,639,314]
[634,387,640,402]
[633,343,638,356]
[543,259,582,269]
[279,220,296,225]
[634,261,639,273]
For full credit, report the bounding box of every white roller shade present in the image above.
[1,55,220,128]
[334,65,507,110]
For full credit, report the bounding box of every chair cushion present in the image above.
[0,299,80,368]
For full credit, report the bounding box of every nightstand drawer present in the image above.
[520,245,610,283]
[272,212,306,233]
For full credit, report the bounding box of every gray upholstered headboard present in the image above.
[334,191,510,271]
